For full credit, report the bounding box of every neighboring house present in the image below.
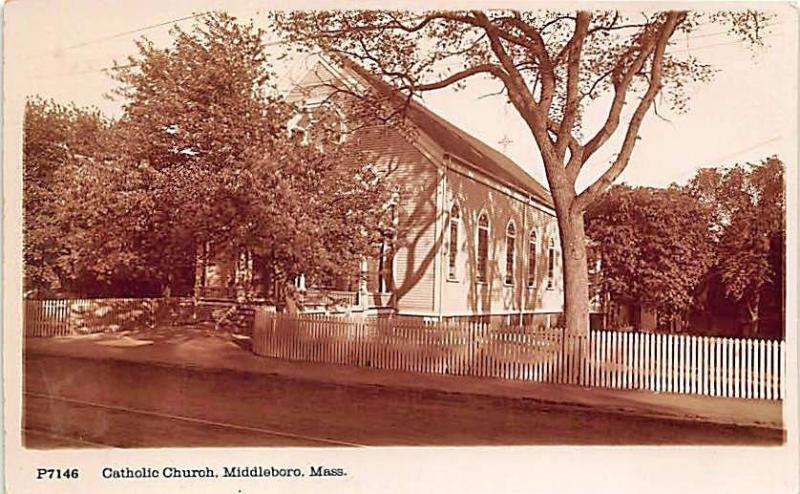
[195,57,564,326]
[585,248,657,332]
[589,296,659,332]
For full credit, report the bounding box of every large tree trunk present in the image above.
[557,206,590,336]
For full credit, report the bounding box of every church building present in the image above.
[195,57,564,327]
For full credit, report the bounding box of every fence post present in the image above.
[150,298,157,329]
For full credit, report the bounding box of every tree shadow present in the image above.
[66,299,156,333]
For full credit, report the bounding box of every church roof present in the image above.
[339,59,553,208]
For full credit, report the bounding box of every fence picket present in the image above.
[734,339,742,398]
[780,341,786,400]
[758,339,765,400]
[703,336,710,396]
[598,331,605,388]
[676,335,683,394]
[705,337,724,396]
[641,333,648,391]
[620,333,627,389]
[192,313,785,403]
[660,333,667,393]
[772,339,779,400]
[718,336,725,398]
[608,331,614,389]
[742,339,749,399]
[627,333,634,390]
[722,338,735,397]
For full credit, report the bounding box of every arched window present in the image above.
[448,205,460,280]
[547,237,556,289]
[504,221,516,285]
[476,213,489,283]
[378,203,397,293]
[527,231,537,288]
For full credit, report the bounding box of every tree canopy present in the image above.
[688,157,785,335]
[23,12,391,299]
[586,184,714,320]
[271,8,773,334]
[585,157,785,337]
[22,98,152,297]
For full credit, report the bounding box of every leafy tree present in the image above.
[586,185,714,325]
[213,134,390,297]
[688,157,785,336]
[23,97,80,296]
[23,98,171,298]
[22,98,128,296]
[106,12,281,292]
[271,9,772,334]
[108,12,389,296]
[24,13,390,300]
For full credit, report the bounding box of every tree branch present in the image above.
[548,119,583,175]
[581,68,615,101]
[540,14,577,33]
[409,64,509,91]
[574,11,686,213]
[555,11,590,162]
[470,11,554,161]
[581,19,666,163]
[504,13,557,110]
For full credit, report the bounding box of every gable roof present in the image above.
[337,59,553,208]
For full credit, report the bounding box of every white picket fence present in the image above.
[252,314,786,401]
[582,330,785,400]
[24,298,160,336]
[23,297,198,336]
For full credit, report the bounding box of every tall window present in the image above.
[504,221,516,285]
[378,240,391,293]
[547,237,556,289]
[476,213,489,283]
[378,203,398,293]
[527,231,537,288]
[448,205,460,279]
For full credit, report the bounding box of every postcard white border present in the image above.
[3,1,798,493]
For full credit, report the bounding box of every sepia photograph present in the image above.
[2,0,798,492]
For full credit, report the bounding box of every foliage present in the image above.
[270,8,773,334]
[23,12,390,298]
[111,13,284,172]
[688,157,785,334]
[586,185,714,318]
[111,12,391,291]
[21,98,145,297]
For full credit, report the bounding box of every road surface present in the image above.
[23,353,783,448]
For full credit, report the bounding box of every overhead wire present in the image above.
[28,11,215,61]
[32,10,783,78]
[659,136,782,184]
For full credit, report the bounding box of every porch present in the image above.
[194,284,393,315]
[193,243,395,314]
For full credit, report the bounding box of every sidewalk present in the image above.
[24,326,783,430]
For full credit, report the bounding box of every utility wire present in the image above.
[33,9,284,60]
[679,21,781,41]
[668,31,783,55]
[661,136,781,184]
[31,23,782,81]
[29,11,214,61]
[62,11,213,51]
[34,41,287,81]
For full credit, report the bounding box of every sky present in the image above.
[4,0,797,192]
